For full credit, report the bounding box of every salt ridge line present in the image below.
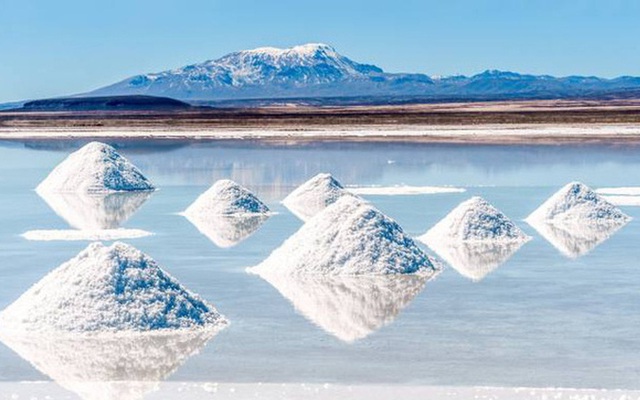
[21,228,153,241]
[348,185,465,195]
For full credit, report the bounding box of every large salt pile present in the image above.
[418,196,530,281]
[420,196,530,243]
[184,179,269,216]
[36,142,155,193]
[255,274,431,342]
[0,242,227,333]
[0,329,217,400]
[249,196,439,276]
[526,182,630,258]
[282,173,355,221]
[526,182,630,224]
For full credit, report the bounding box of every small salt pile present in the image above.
[0,242,226,333]
[249,196,439,276]
[420,196,530,244]
[418,196,529,281]
[525,181,630,224]
[282,173,355,221]
[183,179,269,216]
[37,142,155,193]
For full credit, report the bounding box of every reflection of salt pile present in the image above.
[0,329,218,400]
[39,191,151,230]
[187,214,269,248]
[526,182,631,258]
[22,191,153,241]
[36,142,155,193]
[0,242,227,333]
[183,179,270,247]
[282,173,355,221]
[250,196,439,275]
[257,274,430,342]
[419,197,530,281]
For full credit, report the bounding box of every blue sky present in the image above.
[1,0,639,102]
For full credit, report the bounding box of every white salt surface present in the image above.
[601,195,640,206]
[184,213,269,248]
[596,187,640,196]
[36,142,155,193]
[282,173,356,221]
[0,242,227,333]
[250,196,439,276]
[0,330,218,400]
[526,182,630,224]
[420,196,530,243]
[21,228,153,241]
[254,273,432,342]
[348,185,466,195]
[183,179,269,216]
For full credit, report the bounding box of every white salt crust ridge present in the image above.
[420,196,530,244]
[249,196,440,276]
[348,185,465,196]
[184,179,269,217]
[526,181,631,223]
[0,242,227,333]
[36,142,155,193]
[282,173,356,221]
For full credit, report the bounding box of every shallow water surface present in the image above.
[0,140,639,393]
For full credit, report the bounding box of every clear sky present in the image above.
[1,0,639,102]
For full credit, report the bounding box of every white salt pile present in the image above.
[0,329,218,400]
[525,181,630,224]
[526,182,630,258]
[249,196,439,276]
[255,274,431,343]
[36,142,155,193]
[419,196,530,244]
[183,179,269,216]
[282,173,355,221]
[186,213,269,248]
[0,242,227,333]
[418,197,529,281]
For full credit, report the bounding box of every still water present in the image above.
[0,140,639,391]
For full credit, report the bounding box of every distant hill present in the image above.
[85,43,640,103]
[19,95,192,112]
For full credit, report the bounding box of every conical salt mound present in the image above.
[525,182,630,224]
[249,196,439,276]
[36,142,155,193]
[282,173,355,221]
[0,242,227,333]
[420,196,530,244]
[184,179,269,216]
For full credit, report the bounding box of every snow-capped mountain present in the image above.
[86,43,640,103]
[89,43,434,100]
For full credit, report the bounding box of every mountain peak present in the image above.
[241,43,337,58]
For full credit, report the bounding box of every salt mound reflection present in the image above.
[427,240,526,281]
[0,329,220,400]
[527,219,628,259]
[254,273,432,343]
[184,213,270,248]
[38,190,152,230]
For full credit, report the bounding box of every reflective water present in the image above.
[1,140,640,393]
